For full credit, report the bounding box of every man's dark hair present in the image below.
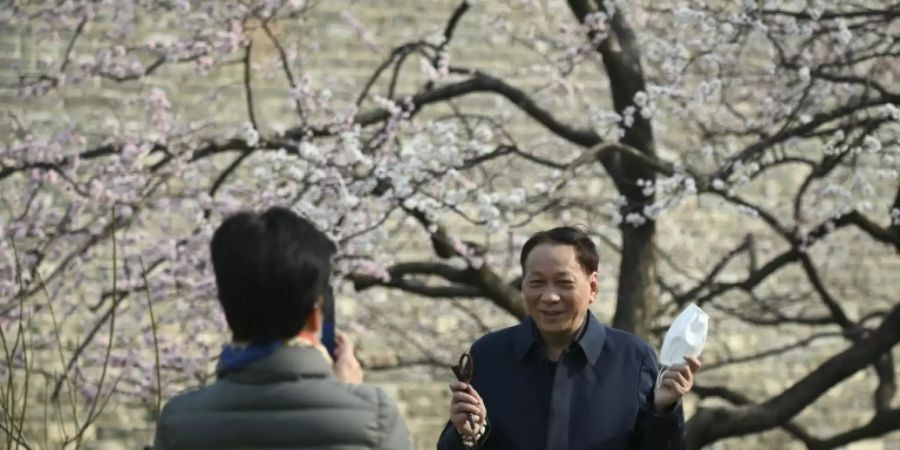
[520,226,599,276]
[210,207,336,343]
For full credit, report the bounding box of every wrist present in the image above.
[653,398,680,414]
[459,420,487,447]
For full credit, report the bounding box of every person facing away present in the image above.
[153,207,414,450]
[438,226,702,450]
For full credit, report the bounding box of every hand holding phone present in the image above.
[333,331,363,384]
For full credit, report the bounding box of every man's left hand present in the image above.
[654,355,702,413]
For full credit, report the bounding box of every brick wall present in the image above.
[3,1,899,449]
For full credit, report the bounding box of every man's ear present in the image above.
[304,298,324,333]
[589,272,599,302]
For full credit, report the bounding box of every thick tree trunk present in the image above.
[613,222,656,338]
[568,0,658,338]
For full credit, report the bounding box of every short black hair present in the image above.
[210,207,336,343]
[520,226,599,276]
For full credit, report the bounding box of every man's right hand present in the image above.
[333,331,364,384]
[449,381,487,436]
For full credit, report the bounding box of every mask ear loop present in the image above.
[656,365,666,389]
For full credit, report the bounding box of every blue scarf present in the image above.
[217,340,282,375]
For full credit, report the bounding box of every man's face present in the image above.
[522,243,598,339]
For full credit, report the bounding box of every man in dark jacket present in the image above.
[154,207,414,450]
[438,226,701,450]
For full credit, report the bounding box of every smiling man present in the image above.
[437,226,701,450]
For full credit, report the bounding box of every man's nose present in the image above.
[540,291,561,303]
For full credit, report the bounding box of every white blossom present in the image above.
[712,179,726,191]
[625,212,646,227]
[241,122,259,146]
[835,19,852,45]
[862,136,882,153]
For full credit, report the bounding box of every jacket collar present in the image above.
[513,312,607,366]
[217,345,334,383]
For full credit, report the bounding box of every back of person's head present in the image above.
[519,225,599,276]
[210,206,336,344]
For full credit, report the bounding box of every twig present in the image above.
[70,208,121,449]
[138,258,163,419]
[261,21,304,119]
[242,40,258,130]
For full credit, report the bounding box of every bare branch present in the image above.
[803,210,900,252]
[873,353,896,412]
[703,331,844,371]
[424,1,472,91]
[720,95,899,180]
[687,303,900,447]
[681,247,800,307]
[356,42,428,106]
[349,261,480,299]
[209,150,254,197]
[712,300,834,327]
[760,7,900,22]
[811,408,900,450]
[692,384,817,446]
[351,274,482,298]
[289,69,603,147]
[261,21,304,119]
[798,254,857,331]
[403,208,527,319]
[58,16,88,75]
[243,40,259,130]
[673,235,754,305]
[363,356,446,371]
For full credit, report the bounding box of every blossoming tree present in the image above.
[1,0,898,448]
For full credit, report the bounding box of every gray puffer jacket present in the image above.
[153,345,414,450]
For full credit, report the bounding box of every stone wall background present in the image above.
[2,1,899,449]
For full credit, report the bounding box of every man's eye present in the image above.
[529,280,544,285]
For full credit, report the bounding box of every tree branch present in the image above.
[208,150,254,197]
[703,331,843,372]
[799,254,856,332]
[833,211,900,252]
[58,16,88,75]
[363,356,446,371]
[351,274,481,298]
[687,303,900,448]
[261,20,304,119]
[720,95,899,180]
[403,208,527,319]
[288,69,603,147]
[242,40,258,130]
[349,261,481,298]
[355,42,429,106]
[678,247,800,307]
[760,7,900,22]
[692,385,818,446]
[674,235,754,305]
[811,408,900,450]
[424,1,472,91]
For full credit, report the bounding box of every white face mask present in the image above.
[659,303,709,368]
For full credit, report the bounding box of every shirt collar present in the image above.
[513,312,607,366]
[217,345,333,381]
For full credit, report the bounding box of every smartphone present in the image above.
[321,281,336,358]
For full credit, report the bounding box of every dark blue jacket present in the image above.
[438,313,685,450]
